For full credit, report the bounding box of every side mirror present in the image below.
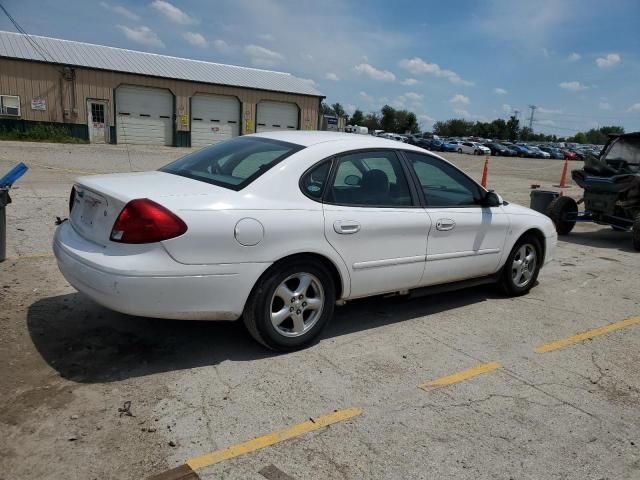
[344,174,361,186]
[482,191,502,207]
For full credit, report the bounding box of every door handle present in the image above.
[334,220,361,234]
[436,218,456,231]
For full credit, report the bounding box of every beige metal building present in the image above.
[0,31,323,146]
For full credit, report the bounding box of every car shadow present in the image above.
[559,226,636,253]
[27,286,500,384]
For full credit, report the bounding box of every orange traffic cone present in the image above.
[558,158,569,188]
[481,156,489,188]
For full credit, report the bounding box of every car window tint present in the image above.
[160,137,303,190]
[328,151,413,207]
[300,161,331,199]
[405,152,481,207]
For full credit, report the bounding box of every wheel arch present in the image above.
[249,252,346,304]
[518,228,547,264]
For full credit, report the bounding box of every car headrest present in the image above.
[361,169,389,193]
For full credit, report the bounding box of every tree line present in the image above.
[432,117,624,144]
[321,101,624,144]
[321,102,419,134]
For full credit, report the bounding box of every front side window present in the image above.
[327,150,413,207]
[405,151,482,207]
[160,137,303,190]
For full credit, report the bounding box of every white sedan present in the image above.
[54,131,557,350]
[458,141,491,156]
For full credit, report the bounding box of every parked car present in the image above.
[509,144,534,158]
[561,149,578,160]
[53,131,557,350]
[527,146,551,159]
[458,141,491,155]
[538,146,564,159]
[484,142,515,157]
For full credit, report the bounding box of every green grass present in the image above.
[0,124,88,144]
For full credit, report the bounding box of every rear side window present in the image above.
[160,137,303,190]
[300,161,331,199]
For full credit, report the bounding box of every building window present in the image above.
[0,95,20,117]
[91,103,105,124]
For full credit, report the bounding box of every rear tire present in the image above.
[633,215,640,251]
[457,148,462,154]
[547,196,577,235]
[500,236,542,296]
[243,259,335,351]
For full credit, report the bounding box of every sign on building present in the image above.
[31,98,47,111]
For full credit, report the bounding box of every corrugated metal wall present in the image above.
[0,58,321,136]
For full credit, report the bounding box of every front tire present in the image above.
[457,148,462,154]
[500,236,542,296]
[547,196,577,235]
[243,259,335,351]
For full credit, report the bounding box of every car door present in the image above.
[321,149,431,298]
[402,151,509,286]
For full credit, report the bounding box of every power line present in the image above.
[0,3,54,63]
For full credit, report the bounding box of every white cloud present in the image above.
[502,104,512,114]
[182,32,207,48]
[399,57,473,86]
[599,101,611,110]
[257,33,274,41]
[325,72,339,81]
[627,103,640,112]
[450,94,470,105]
[494,88,507,95]
[391,96,406,109]
[298,77,317,88]
[567,52,581,62]
[559,81,589,91]
[354,63,396,81]
[345,104,356,115]
[596,53,621,68]
[359,91,374,103]
[378,96,389,103]
[150,0,194,25]
[244,44,285,67]
[213,39,233,54]
[538,107,562,114]
[405,92,423,102]
[454,108,472,118]
[116,25,164,48]
[418,114,435,125]
[401,78,419,86]
[100,2,140,20]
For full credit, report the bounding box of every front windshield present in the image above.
[603,137,640,168]
[160,137,304,190]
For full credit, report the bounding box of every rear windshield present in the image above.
[160,137,304,190]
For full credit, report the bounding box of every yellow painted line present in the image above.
[186,407,362,471]
[535,316,640,353]
[418,362,502,391]
[7,252,54,260]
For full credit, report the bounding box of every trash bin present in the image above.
[0,162,28,263]
[530,190,560,215]
[0,188,10,262]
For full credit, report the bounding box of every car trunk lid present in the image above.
[70,171,230,245]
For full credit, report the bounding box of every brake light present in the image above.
[110,199,187,244]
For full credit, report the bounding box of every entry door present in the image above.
[322,150,431,298]
[87,100,108,144]
[403,151,509,285]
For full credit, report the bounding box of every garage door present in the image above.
[256,101,299,133]
[115,86,173,146]
[191,94,240,147]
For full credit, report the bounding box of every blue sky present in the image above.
[2,0,640,134]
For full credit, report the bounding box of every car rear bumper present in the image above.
[53,222,270,320]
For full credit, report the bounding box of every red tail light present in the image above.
[110,199,187,244]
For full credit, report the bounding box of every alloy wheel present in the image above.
[270,272,324,337]
[511,244,537,288]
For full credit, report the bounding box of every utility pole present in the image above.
[528,105,537,130]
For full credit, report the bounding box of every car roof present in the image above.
[249,130,424,150]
